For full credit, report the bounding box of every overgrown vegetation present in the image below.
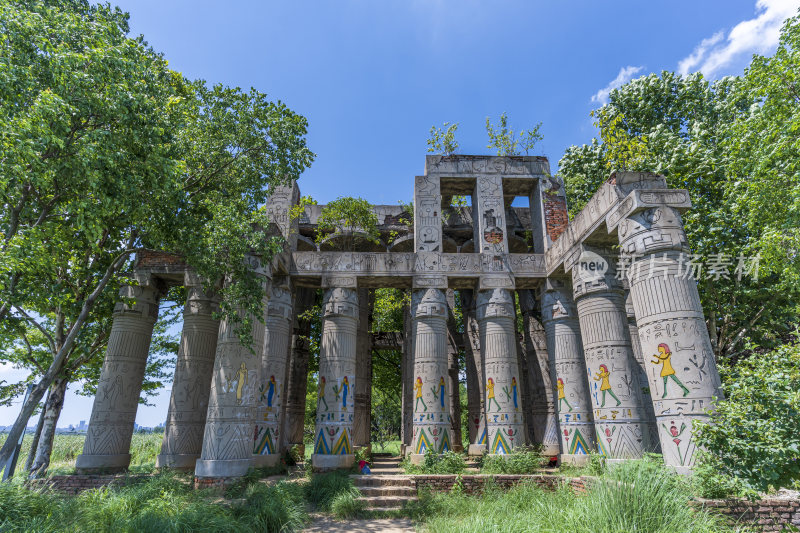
[402,450,466,475]
[479,447,545,474]
[693,339,800,495]
[0,472,308,532]
[410,460,730,533]
[0,432,162,476]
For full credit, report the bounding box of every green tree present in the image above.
[485,112,543,156]
[0,0,313,469]
[694,340,800,492]
[427,122,459,155]
[315,196,380,251]
[558,64,798,358]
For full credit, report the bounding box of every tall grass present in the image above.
[0,432,163,475]
[411,460,733,533]
[0,471,307,532]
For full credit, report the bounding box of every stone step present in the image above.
[356,496,418,509]
[350,475,415,487]
[357,486,417,497]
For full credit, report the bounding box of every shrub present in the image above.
[694,341,800,493]
[402,450,466,474]
[480,448,543,474]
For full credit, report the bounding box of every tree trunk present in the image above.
[400,297,413,448]
[28,376,69,478]
[24,391,49,472]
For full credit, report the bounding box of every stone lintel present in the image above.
[605,189,692,233]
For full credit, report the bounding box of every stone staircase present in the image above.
[351,455,417,511]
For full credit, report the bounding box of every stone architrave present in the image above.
[625,291,661,453]
[617,206,723,472]
[409,287,452,460]
[195,260,270,479]
[76,275,161,472]
[518,289,560,457]
[253,279,293,467]
[312,287,359,470]
[571,249,656,460]
[414,175,442,252]
[474,175,508,254]
[477,287,525,454]
[541,279,597,464]
[282,287,316,454]
[157,280,220,470]
[353,288,374,449]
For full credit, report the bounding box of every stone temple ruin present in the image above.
[74,154,722,481]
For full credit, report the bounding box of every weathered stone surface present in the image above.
[157,281,219,470]
[571,248,656,460]
[76,277,161,473]
[312,287,358,470]
[618,206,723,472]
[409,288,452,458]
[541,279,597,463]
[253,279,293,467]
[477,288,525,454]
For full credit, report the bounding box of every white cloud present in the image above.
[678,0,800,78]
[591,65,645,105]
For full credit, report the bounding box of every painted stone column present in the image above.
[518,289,560,457]
[253,279,293,467]
[409,287,452,460]
[312,286,358,470]
[626,291,661,453]
[157,281,220,470]
[477,287,525,454]
[195,263,270,479]
[353,288,373,450]
[571,249,656,460]
[541,279,597,464]
[76,276,161,472]
[617,205,723,472]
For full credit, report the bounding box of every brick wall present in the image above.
[691,497,800,532]
[543,191,569,243]
[413,474,593,495]
[26,474,153,495]
[135,249,185,269]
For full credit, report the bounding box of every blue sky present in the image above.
[1,0,798,427]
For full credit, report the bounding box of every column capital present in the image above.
[617,206,690,256]
[568,246,624,300]
[411,288,447,319]
[475,287,514,321]
[413,274,448,289]
[321,286,358,319]
[541,279,577,323]
[267,278,293,320]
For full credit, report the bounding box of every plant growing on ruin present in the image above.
[485,112,543,155]
[427,122,460,155]
[315,196,380,251]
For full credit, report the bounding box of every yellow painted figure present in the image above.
[556,378,573,412]
[414,377,427,412]
[486,378,502,412]
[235,362,248,405]
[593,364,620,407]
[651,343,690,398]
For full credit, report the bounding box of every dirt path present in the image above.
[303,516,416,532]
